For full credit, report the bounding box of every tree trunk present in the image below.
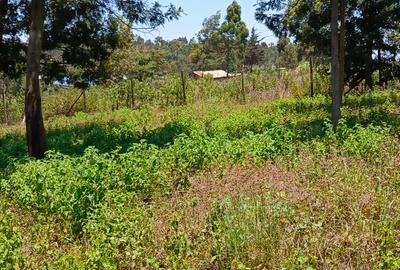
[241,65,245,103]
[2,76,8,124]
[339,0,346,103]
[365,41,373,90]
[364,1,374,90]
[378,47,383,86]
[331,0,341,131]
[83,89,87,112]
[309,56,314,97]
[25,0,47,159]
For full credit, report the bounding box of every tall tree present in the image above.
[339,0,346,99]
[256,0,400,92]
[245,27,264,72]
[190,12,225,70]
[21,0,181,159]
[0,0,27,79]
[220,1,249,73]
[331,0,341,131]
[25,0,47,159]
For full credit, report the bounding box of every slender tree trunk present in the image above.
[339,0,346,103]
[241,65,245,103]
[25,0,47,159]
[2,76,8,124]
[378,47,383,86]
[309,55,314,97]
[83,88,87,112]
[364,1,374,90]
[365,40,374,90]
[331,0,341,131]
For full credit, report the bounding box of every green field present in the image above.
[1,88,400,269]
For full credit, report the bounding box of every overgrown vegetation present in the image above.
[1,86,400,269]
[1,0,399,269]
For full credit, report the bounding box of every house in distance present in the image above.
[192,70,240,80]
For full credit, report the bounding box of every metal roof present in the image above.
[192,70,229,79]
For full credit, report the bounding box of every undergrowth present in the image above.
[1,89,400,269]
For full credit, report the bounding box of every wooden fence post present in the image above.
[310,56,314,97]
[241,65,245,104]
[1,77,8,124]
[181,71,186,105]
[83,88,87,112]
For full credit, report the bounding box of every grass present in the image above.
[1,88,400,269]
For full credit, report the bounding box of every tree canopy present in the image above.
[0,0,182,83]
[221,1,249,72]
[256,0,400,90]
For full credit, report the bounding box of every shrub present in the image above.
[0,202,25,269]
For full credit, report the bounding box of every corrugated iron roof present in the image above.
[193,70,228,79]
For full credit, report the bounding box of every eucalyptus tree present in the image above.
[190,12,225,70]
[256,0,400,130]
[256,0,400,90]
[220,1,249,73]
[245,27,265,72]
[4,0,181,158]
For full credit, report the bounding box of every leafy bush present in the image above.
[1,88,400,268]
[2,145,163,234]
[0,202,25,269]
[341,124,389,159]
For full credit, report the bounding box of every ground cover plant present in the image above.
[1,87,400,269]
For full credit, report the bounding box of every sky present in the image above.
[138,0,277,44]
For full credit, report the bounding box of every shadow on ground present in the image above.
[1,99,399,170]
[0,121,190,169]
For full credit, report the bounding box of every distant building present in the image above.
[192,70,240,80]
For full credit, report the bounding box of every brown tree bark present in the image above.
[378,47,383,86]
[241,65,245,103]
[25,0,47,159]
[339,0,346,103]
[83,89,87,112]
[2,76,8,124]
[331,0,341,131]
[364,1,374,90]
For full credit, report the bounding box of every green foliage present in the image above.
[191,12,225,70]
[0,201,25,269]
[106,45,164,82]
[2,145,163,234]
[1,88,400,268]
[256,0,400,88]
[0,0,181,83]
[340,124,389,159]
[220,1,249,72]
[244,27,265,71]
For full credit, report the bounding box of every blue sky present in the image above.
[138,0,277,44]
